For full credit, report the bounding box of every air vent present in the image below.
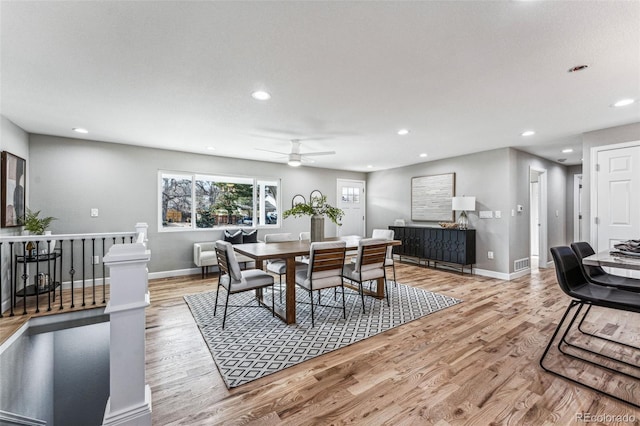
[514,257,530,271]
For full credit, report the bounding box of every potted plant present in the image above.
[283,195,344,242]
[22,208,56,235]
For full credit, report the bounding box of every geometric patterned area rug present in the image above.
[184,282,462,388]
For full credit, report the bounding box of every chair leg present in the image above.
[271,284,275,317]
[359,282,366,314]
[341,285,346,319]
[392,263,397,287]
[214,283,221,316]
[384,272,390,307]
[222,288,231,330]
[279,274,283,303]
[310,289,315,327]
[318,290,322,305]
[540,300,640,409]
[201,266,205,279]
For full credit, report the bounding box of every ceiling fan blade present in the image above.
[254,147,289,155]
[300,151,336,157]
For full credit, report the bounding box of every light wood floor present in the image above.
[145,263,640,425]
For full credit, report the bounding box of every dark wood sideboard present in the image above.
[389,226,476,274]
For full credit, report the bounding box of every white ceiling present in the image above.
[1,1,639,171]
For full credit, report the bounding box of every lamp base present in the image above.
[457,211,469,230]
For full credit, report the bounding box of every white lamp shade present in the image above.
[452,196,476,211]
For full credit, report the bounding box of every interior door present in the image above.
[337,179,365,237]
[595,144,640,277]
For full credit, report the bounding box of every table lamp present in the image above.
[452,196,476,230]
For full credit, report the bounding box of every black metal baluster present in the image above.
[70,239,75,308]
[121,236,125,244]
[82,238,86,307]
[59,240,64,310]
[9,242,14,316]
[46,240,52,312]
[34,241,40,314]
[92,238,96,305]
[102,238,106,304]
[130,235,134,243]
[21,242,27,315]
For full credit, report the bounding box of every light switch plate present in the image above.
[495,211,502,218]
[91,208,99,217]
[479,210,494,219]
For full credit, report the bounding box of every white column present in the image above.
[102,240,152,426]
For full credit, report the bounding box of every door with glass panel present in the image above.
[337,179,365,237]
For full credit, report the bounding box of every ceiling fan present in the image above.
[255,139,336,167]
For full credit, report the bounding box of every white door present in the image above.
[530,167,548,268]
[594,144,640,277]
[337,179,365,237]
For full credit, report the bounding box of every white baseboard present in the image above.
[473,268,510,280]
[148,267,201,280]
[0,410,46,426]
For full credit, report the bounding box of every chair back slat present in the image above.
[215,246,230,276]
[359,243,388,267]
[311,247,347,273]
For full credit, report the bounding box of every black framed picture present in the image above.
[1,151,26,228]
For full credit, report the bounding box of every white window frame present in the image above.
[158,170,281,232]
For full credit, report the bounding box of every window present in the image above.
[159,171,280,231]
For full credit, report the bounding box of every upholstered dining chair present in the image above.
[294,241,347,326]
[214,240,275,329]
[571,241,640,291]
[264,233,307,301]
[372,228,396,286]
[342,238,389,313]
[540,246,640,408]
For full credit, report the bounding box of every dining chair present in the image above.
[294,241,347,326]
[214,240,275,329]
[540,246,640,408]
[298,232,311,264]
[264,233,306,302]
[372,228,396,286]
[342,238,389,313]
[570,241,640,291]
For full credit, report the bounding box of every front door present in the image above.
[337,179,365,237]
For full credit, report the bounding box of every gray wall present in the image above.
[0,332,54,424]
[0,117,29,312]
[28,134,365,274]
[581,122,640,242]
[509,149,569,269]
[367,148,512,274]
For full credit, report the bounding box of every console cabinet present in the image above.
[389,226,476,273]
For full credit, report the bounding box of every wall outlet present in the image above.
[495,210,501,218]
[488,251,494,259]
[91,208,99,217]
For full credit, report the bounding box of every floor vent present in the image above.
[514,257,530,271]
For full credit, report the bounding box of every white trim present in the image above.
[0,410,46,426]
[102,385,152,426]
[148,267,202,280]
[530,166,548,268]
[474,267,532,281]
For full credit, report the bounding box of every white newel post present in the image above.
[102,230,152,426]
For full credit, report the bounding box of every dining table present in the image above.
[582,250,640,271]
[232,236,400,325]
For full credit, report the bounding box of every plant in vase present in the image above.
[21,208,57,256]
[282,195,344,242]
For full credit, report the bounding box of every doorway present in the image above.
[573,174,583,242]
[336,179,366,237]
[530,167,548,269]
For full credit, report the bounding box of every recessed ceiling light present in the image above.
[251,90,271,101]
[562,148,573,153]
[397,129,410,136]
[72,128,88,134]
[612,99,635,107]
[367,165,373,169]
[521,130,535,137]
[207,146,215,151]
[419,153,428,158]
[568,64,589,73]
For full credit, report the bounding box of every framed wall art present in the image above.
[1,151,26,228]
[411,173,455,222]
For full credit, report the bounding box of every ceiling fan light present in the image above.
[288,159,302,167]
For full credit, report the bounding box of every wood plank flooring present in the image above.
[3,262,640,424]
[145,263,640,425]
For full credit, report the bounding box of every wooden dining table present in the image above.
[233,236,400,324]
